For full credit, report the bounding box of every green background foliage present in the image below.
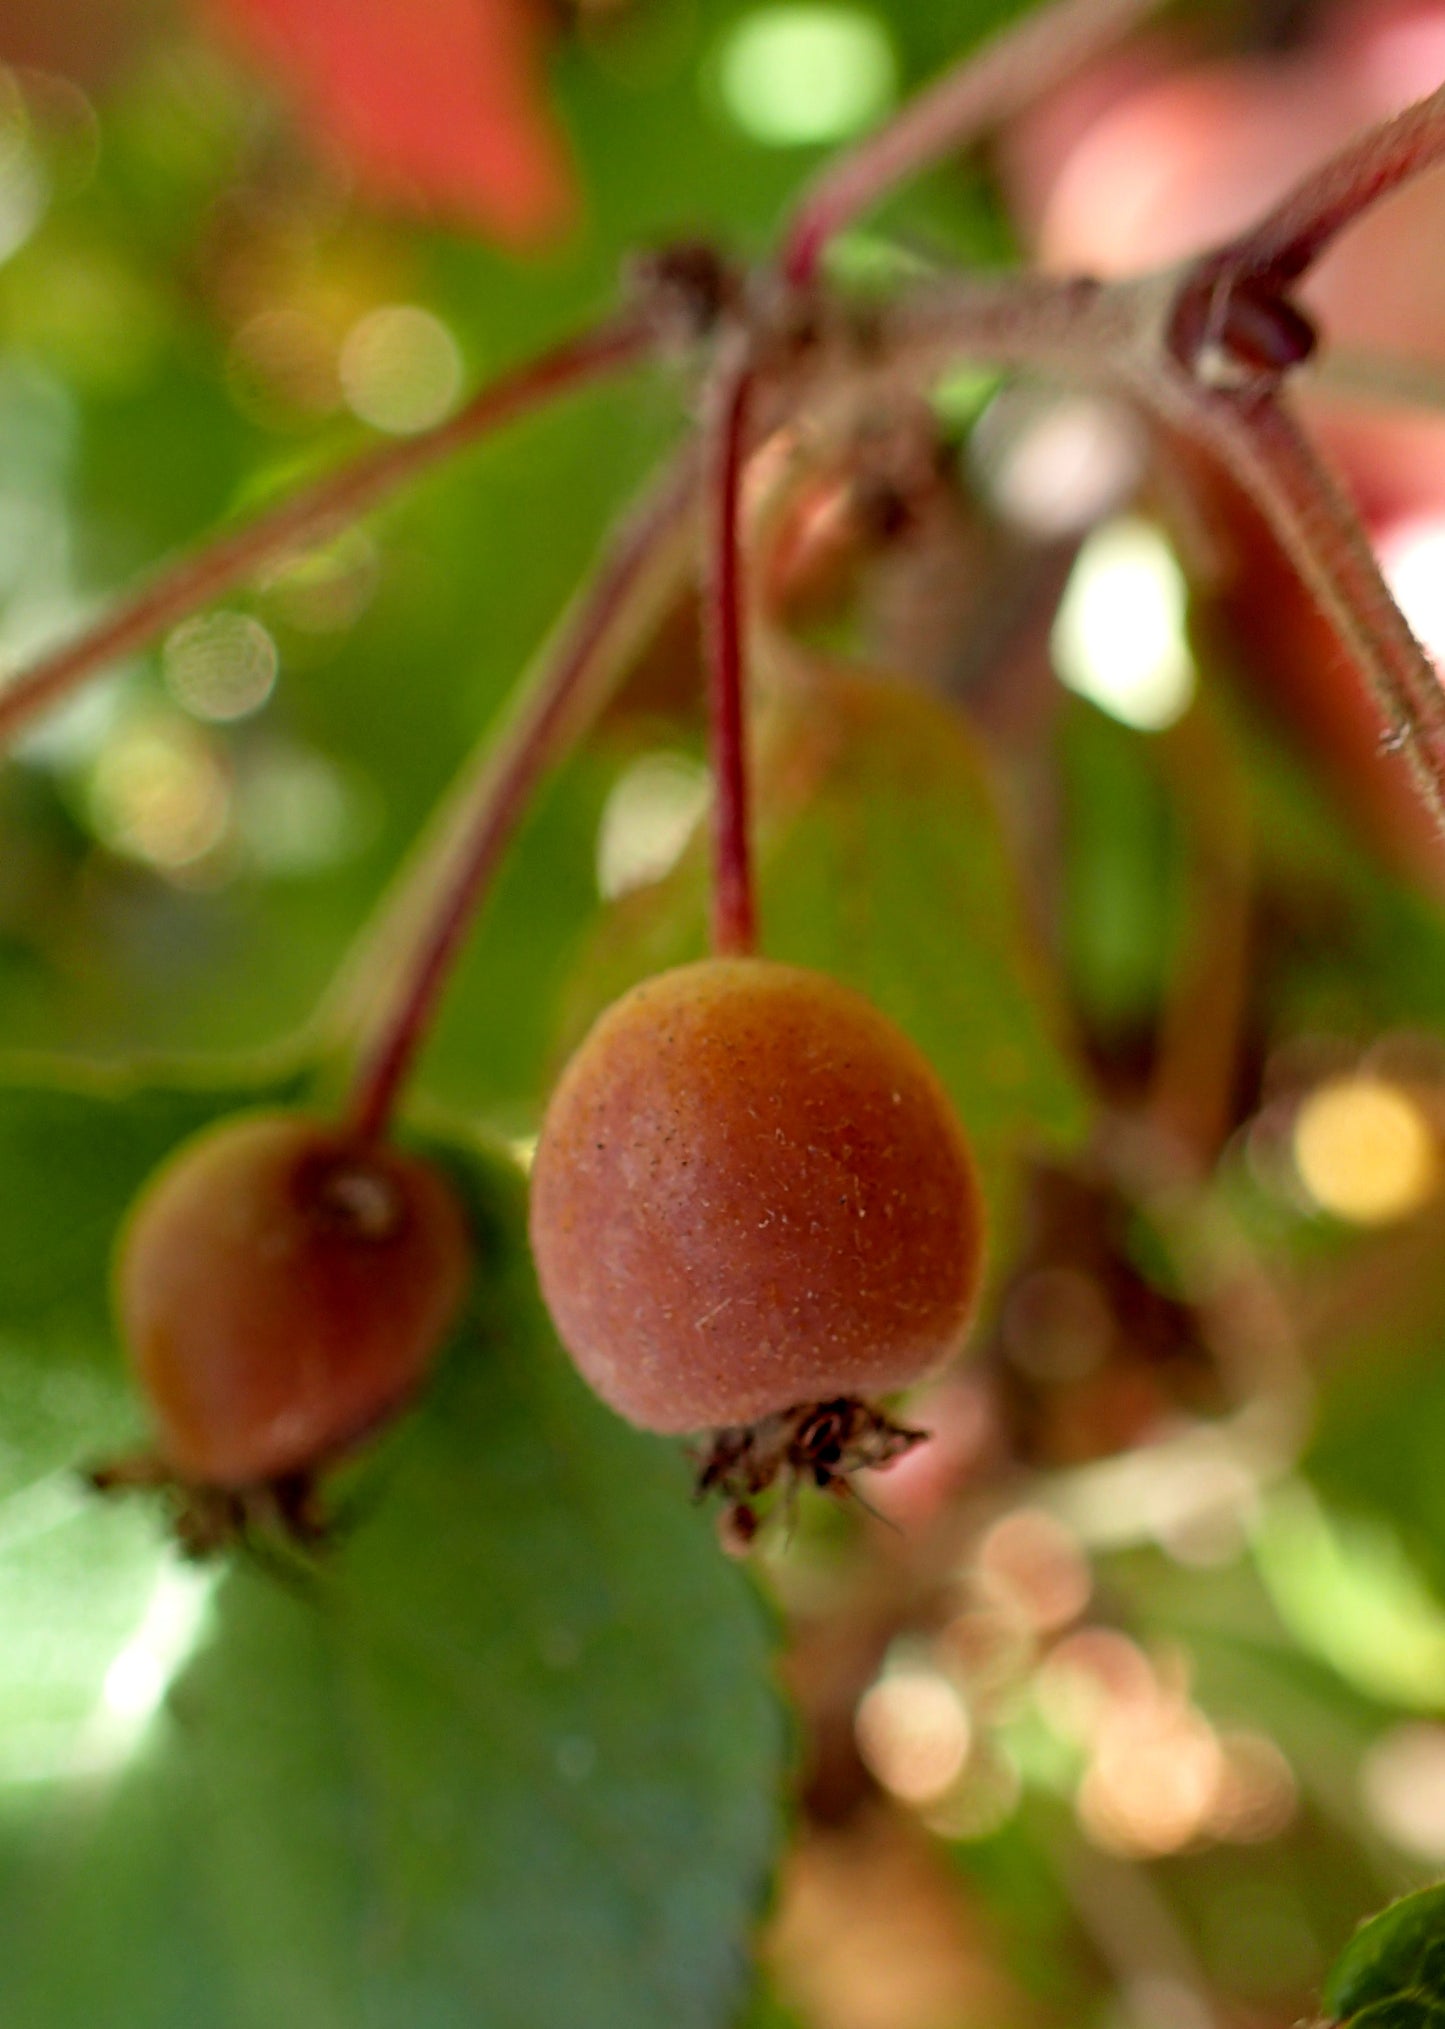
[3,0,1445,2024]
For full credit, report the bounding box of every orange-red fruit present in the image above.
[528,959,986,1434]
[114,1112,470,1487]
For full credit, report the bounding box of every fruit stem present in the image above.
[1164,387,1445,832]
[0,316,650,755]
[339,451,699,1143]
[703,342,759,959]
[1205,76,1445,290]
[778,0,1162,290]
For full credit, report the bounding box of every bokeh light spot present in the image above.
[236,746,373,877]
[1363,1723,1445,1862]
[976,1508,1091,1633]
[1053,517,1195,731]
[163,611,279,723]
[1208,1730,1297,1844]
[1035,1628,1155,1747]
[1293,1074,1437,1224]
[972,389,1143,538]
[88,716,231,870]
[1077,1699,1223,1857]
[79,1560,218,1775]
[1377,515,1445,670]
[596,752,710,901]
[715,6,897,147]
[339,305,463,435]
[855,1665,971,1806]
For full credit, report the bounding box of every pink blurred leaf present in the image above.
[210,0,578,245]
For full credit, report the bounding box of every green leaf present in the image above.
[560,656,1091,1239]
[1324,1886,1445,2029]
[0,1068,785,2027]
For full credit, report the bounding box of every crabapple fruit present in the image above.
[528,958,986,1446]
[113,1111,470,1490]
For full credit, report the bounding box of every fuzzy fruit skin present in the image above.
[529,959,985,1434]
[114,1112,470,1488]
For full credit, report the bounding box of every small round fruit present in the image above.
[114,1112,470,1488]
[528,958,985,1434]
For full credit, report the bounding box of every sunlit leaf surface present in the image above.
[0,1071,784,2027]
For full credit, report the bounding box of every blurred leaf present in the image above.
[560,656,1091,1238]
[734,1984,808,2029]
[208,0,577,245]
[0,1066,784,2026]
[1302,1212,1445,1603]
[1056,699,1180,1041]
[1253,1484,1445,1714]
[1325,1885,1445,2029]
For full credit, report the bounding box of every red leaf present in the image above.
[210,0,578,246]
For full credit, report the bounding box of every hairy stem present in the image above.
[339,453,698,1142]
[1174,388,1445,828]
[703,342,759,959]
[1214,77,1445,286]
[876,267,1139,378]
[0,317,650,754]
[779,0,1163,289]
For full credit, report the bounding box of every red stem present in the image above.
[1172,388,1445,829]
[1213,77,1445,285]
[345,454,697,1143]
[703,344,758,959]
[0,317,649,753]
[779,0,1161,290]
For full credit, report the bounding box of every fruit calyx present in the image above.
[86,1453,331,1561]
[693,1394,927,1547]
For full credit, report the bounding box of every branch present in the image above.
[1165,82,1445,385]
[702,339,758,959]
[340,451,699,1142]
[873,267,1138,378]
[1164,386,1445,829]
[779,0,1164,289]
[1210,77,1445,288]
[0,317,650,754]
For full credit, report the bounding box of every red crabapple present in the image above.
[528,959,986,1518]
[104,1111,470,1546]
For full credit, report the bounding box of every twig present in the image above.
[779,0,1164,289]
[1133,75,1445,844]
[340,452,698,1142]
[874,267,1141,379]
[1166,81,1445,379]
[0,317,650,754]
[1164,388,1445,828]
[1210,76,1445,287]
[702,339,759,959]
